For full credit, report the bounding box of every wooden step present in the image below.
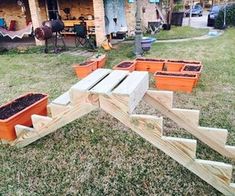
[15,125,35,138]
[146,90,173,109]
[195,159,233,184]
[198,127,228,146]
[225,146,235,157]
[171,108,200,127]
[47,103,71,118]
[162,136,197,159]
[52,91,70,106]
[111,71,149,114]
[70,68,111,104]
[90,70,129,94]
[31,115,53,130]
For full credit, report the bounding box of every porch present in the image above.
[0,0,157,47]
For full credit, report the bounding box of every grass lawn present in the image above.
[0,28,235,195]
[154,26,209,40]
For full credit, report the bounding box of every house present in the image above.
[0,0,158,46]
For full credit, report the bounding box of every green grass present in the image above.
[154,26,209,40]
[0,28,235,195]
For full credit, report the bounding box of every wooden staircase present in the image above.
[6,69,235,194]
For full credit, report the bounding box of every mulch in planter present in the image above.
[136,58,165,62]
[156,72,196,77]
[117,62,133,68]
[183,65,201,72]
[0,93,46,120]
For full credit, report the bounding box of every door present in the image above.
[104,0,127,35]
[46,0,59,20]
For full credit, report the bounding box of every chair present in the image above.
[74,24,96,50]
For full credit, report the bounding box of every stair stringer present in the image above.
[99,95,235,195]
[10,102,97,148]
[144,90,235,159]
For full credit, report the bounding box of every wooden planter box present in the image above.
[135,58,165,73]
[0,93,48,141]
[164,59,185,72]
[154,71,198,93]
[181,64,203,87]
[73,61,97,78]
[113,61,136,72]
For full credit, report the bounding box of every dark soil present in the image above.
[167,60,185,64]
[136,58,165,62]
[156,72,196,77]
[183,65,201,72]
[80,61,94,66]
[0,93,46,120]
[117,62,133,68]
[168,60,200,64]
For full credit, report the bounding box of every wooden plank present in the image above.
[52,91,70,106]
[198,127,228,146]
[15,125,34,138]
[90,70,129,94]
[225,146,235,157]
[144,90,234,159]
[162,136,197,159]
[112,71,149,113]
[195,159,233,184]
[99,95,235,194]
[146,90,173,109]
[71,68,111,91]
[47,103,71,118]
[31,115,53,130]
[172,108,200,127]
[70,69,111,104]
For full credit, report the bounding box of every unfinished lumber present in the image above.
[90,70,129,94]
[111,71,149,113]
[70,68,111,104]
[144,90,235,159]
[99,95,235,195]
[47,103,71,118]
[171,108,200,126]
[52,91,70,106]
[146,90,173,109]
[31,115,53,130]
[15,125,35,138]
[162,136,197,159]
[11,103,97,148]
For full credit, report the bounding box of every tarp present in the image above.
[104,0,127,35]
[0,23,33,39]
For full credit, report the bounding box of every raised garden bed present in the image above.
[0,93,48,141]
[164,59,185,72]
[135,58,165,73]
[113,61,136,72]
[181,64,203,87]
[73,61,97,78]
[154,71,197,93]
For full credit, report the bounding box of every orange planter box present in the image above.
[113,61,136,72]
[135,58,165,73]
[164,59,185,72]
[73,61,97,78]
[0,93,48,141]
[181,64,203,87]
[154,71,198,93]
[92,54,107,68]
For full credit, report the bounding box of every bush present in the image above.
[215,3,235,29]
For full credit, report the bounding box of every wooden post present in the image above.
[28,0,44,46]
[93,0,106,46]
